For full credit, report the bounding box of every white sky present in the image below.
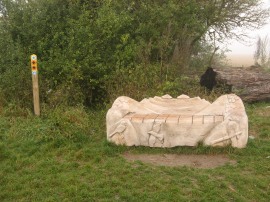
[226,0,270,66]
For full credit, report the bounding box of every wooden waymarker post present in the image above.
[31,54,40,116]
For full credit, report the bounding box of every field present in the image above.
[0,103,269,201]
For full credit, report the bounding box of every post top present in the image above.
[31,54,37,60]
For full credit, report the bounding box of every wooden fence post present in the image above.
[31,54,40,116]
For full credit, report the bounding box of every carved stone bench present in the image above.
[106,94,248,148]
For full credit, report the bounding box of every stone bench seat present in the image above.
[106,94,248,148]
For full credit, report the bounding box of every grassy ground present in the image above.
[0,103,270,201]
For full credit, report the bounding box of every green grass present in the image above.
[0,103,270,201]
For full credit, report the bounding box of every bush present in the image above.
[0,0,231,108]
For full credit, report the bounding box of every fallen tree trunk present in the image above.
[200,67,270,102]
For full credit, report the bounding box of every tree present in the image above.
[110,0,269,70]
[0,0,269,107]
[254,35,270,69]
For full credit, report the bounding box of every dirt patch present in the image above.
[123,153,236,169]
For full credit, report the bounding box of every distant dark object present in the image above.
[200,67,270,102]
[200,67,217,90]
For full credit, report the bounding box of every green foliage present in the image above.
[106,64,162,101]
[0,0,267,107]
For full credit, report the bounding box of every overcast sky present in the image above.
[226,0,270,66]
